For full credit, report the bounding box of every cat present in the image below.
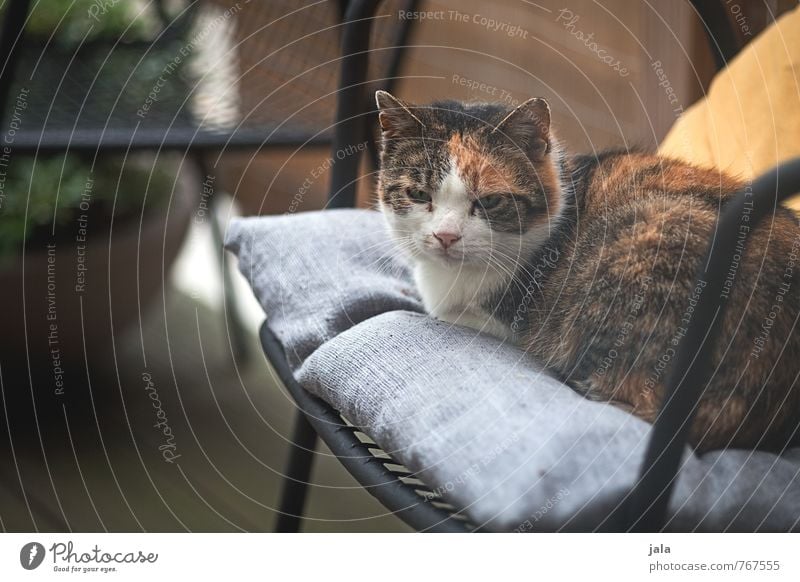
[375,89,800,452]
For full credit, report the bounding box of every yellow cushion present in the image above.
[658,6,800,210]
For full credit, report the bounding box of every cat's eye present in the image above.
[407,189,431,203]
[476,194,504,210]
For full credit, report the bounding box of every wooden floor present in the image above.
[0,286,409,532]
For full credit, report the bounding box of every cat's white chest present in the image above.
[413,260,512,340]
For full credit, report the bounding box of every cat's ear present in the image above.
[375,90,425,139]
[492,97,551,161]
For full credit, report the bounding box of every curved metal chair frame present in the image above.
[259,0,800,532]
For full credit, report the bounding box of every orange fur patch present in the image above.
[446,133,565,227]
[585,153,744,210]
[447,134,522,195]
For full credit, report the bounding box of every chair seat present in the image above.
[226,208,800,532]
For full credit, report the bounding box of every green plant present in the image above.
[0,152,177,257]
[35,0,145,43]
[0,0,163,45]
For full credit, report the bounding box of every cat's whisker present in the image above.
[348,237,417,262]
[361,240,420,273]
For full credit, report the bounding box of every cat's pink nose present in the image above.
[433,231,462,249]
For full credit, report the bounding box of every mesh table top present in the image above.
[2,0,408,152]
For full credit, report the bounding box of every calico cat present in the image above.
[375,89,800,452]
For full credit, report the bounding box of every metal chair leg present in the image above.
[276,411,318,532]
[327,0,382,208]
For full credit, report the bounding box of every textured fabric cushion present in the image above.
[225,209,800,531]
[225,209,422,368]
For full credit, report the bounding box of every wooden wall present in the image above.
[221,0,720,213]
[394,0,710,152]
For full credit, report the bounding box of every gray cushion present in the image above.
[225,209,800,531]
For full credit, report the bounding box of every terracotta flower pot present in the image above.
[0,166,194,376]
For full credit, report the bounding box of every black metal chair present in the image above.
[262,0,800,533]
